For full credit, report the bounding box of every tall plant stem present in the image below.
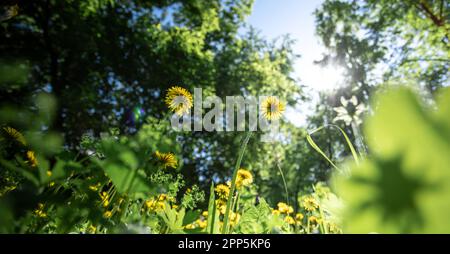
[276,163,290,206]
[222,132,252,234]
[351,122,367,157]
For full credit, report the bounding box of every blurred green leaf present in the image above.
[35,93,57,125]
[26,132,63,156]
[95,139,154,195]
[335,87,450,233]
[0,60,29,86]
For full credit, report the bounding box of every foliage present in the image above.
[334,87,450,233]
[0,99,206,233]
[0,0,306,204]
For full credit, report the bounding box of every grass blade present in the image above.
[307,124,360,172]
[306,133,341,172]
[206,183,217,234]
[330,124,360,165]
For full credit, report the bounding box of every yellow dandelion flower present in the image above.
[198,220,207,229]
[145,198,165,212]
[103,210,112,218]
[185,223,196,230]
[158,194,175,202]
[215,184,230,200]
[158,194,168,201]
[154,151,178,169]
[302,196,319,212]
[100,191,110,207]
[88,225,97,233]
[272,209,281,216]
[100,191,108,199]
[215,199,226,206]
[219,206,227,215]
[196,219,207,229]
[34,203,47,218]
[145,198,156,209]
[260,96,285,121]
[89,183,100,191]
[215,199,227,214]
[327,222,340,233]
[295,213,304,221]
[155,201,165,211]
[165,86,193,116]
[26,150,38,167]
[202,211,208,217]
[172,204,179,209]
[308,216,320,226]
[285,216,295,225]
[236,169,253,188]
[3,126,26,146]
[230,212,241,226]
[287,207,294,214]
[277,202,294,214]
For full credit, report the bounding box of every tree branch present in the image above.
[418,1,445,27]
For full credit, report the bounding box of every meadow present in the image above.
[0,0,449,234]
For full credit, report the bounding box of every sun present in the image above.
[310,65,345,91]
[284,64,345,127]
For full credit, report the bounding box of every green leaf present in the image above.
[182,210,199,226]
[94,140,154,195]
[237,198,273,234]
[102,163,153,195]
[334,87,450,233]
[158,204,185,234]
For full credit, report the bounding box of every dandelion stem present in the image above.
[222,132,252,234]
[276,163,290,206]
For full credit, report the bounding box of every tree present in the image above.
[304,0,450,177]
[315,0,448,97]
[0,0,304,207]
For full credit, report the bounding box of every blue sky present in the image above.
[247,0,323,73]
[245,0,345,126]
